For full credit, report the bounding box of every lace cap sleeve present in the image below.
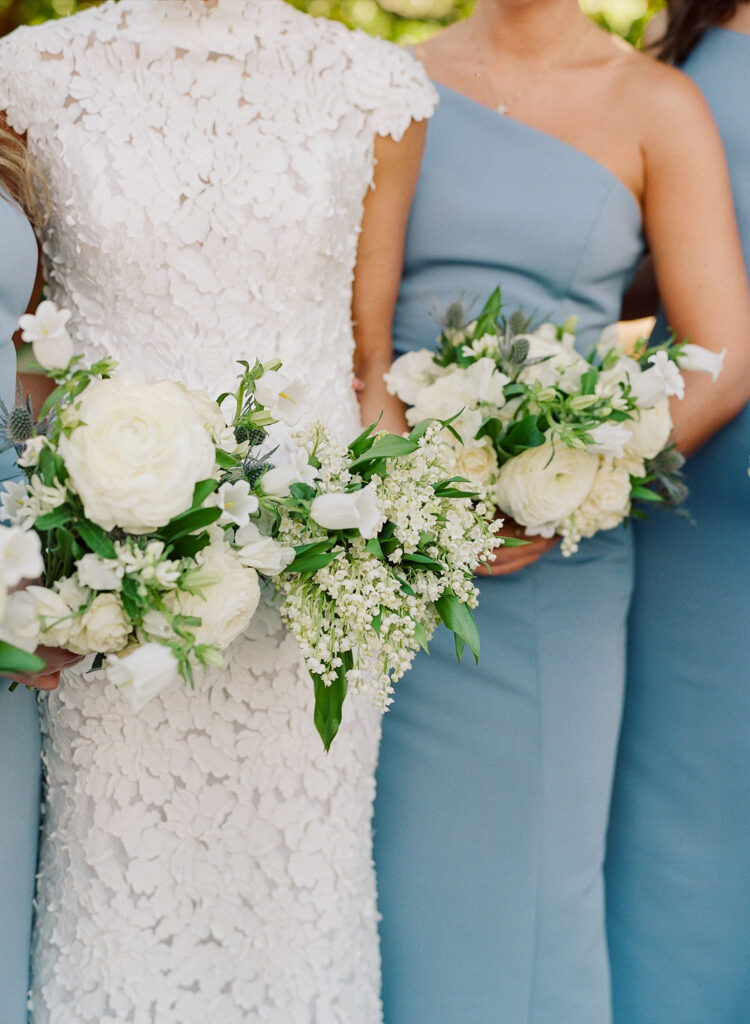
[343,31,438,142]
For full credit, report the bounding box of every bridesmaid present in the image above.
[606,4,750,1022]
[0,117,43,1023]
[368,1,750,1022]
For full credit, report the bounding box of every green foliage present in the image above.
[0,0,664,47]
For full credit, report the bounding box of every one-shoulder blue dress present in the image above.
[606,28,750,1024]
[373,83,644,1024]
[0,185,41,1021]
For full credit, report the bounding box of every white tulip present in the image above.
[234,521,295,575]
[254,371,311,426]
[76,553,124,592]
[0,525,44,587]
[310,481,386,539]
[678,343,725,382]
[18,301,75,371]
[585,423,633,460]
[216,480,259,527]
[58,375,216,534]
[261,450,318,498]
[107,643,181,713]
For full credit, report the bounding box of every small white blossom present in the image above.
[254,371,311,426]
[17,435,47,469]
[678,343,725,381]
[107,643,181,713]
[216,480,259,527]
[76,553,124,592]
[18,301,75,371]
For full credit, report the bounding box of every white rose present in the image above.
[216,480,259,527]
[18,301,75,371]
[234,521,295,576]
[107,643,181,713]
[624,400,673,460]
[385,349,443,405]
[26,585,73,648]
[76,553,124,592]
[58,375,216,533]
[494,440,599,535]
[678,343,725,381]
[261,450,318,498]
[0,525,43,587]
[54,575,90,611]
[585,423,633,460]
[455,440,498,486]
[0,591,40,652]
[67,593,130,654]
[310,481,386,539]
[167,539,260,649]
[574,462,632,538]
[254,371,311,426]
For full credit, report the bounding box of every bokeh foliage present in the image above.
[0,0,663,46]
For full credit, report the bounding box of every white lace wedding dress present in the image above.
[0,2,435,1020]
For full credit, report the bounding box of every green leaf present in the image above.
[364,537,384,560]
[579,367,599,395]
[435,590,480,662]
[349,433,419,470]
[413,620,430,653]
[77,519,116,558]
[288,551,340,574]
[371,611,382,637]
[407,419,432,443]
[214,448,237,470]
[313,660,349,751]
[192,479,219,508]
[159,506,222,542]
[401,552,445,572]
[630,485,662,502]
[500,414,547,456]
[0,641,46,677]
[39,383,68,420]
[169,532,212,559]
[347,418,381,459]
[289,482,316,501]
[35,505,73,531]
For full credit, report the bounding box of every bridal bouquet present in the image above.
[387,288,724,555]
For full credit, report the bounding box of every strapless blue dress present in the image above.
[373,83,644,1024]
[606,29,750,1024]
[0,186,41,1022]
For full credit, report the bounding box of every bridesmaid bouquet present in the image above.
[2,302,498,745]
[387,288,725,555]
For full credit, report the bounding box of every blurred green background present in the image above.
[0,0,664,45]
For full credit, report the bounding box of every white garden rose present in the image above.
[494,439,599,536]
[26,586,74,648]
[385,349,444,405]
[67,593,130,654]
[107,643,181,713]
[574,462,632,538]
[455,439,498,486]
[0,591,40,652]
[167,538,260,649]
[58,375,216,533]
[624,400,673,460]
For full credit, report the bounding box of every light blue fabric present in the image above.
[606,28,750,1024]
[374,83,644,1024]
[0,185,41,1024]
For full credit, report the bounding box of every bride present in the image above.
[0,1,435,1020]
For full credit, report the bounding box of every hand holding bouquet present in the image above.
[387,288,724,555]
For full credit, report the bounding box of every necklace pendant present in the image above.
[496,101,509,115]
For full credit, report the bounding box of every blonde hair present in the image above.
[0,115,46,224]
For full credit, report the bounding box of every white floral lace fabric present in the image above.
[0,2,436,1020]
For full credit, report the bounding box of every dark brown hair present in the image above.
[658,0,741,64]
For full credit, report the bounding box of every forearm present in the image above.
[17,370,55,419]
[671,362,750,455]
[354,349,408,435]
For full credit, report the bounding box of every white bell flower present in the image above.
[678,343,726,382]
[254,371,311,426]
[107,643,181,713]
[585,423,633,460]
[18,301,75,371]
[234,521,296,576]
[216,480,259,528]
[0,525,44,587]
[310,481,386,540]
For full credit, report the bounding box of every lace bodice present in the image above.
[0,4,436,1021]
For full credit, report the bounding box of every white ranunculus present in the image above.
[385,349,443,405]
[0,525,43,587]
[216,480,259,527]
[585,423,633,459]
[18,301,75,371]
[494,440,599,535]
[76,553,124,592]
[254,371,310,426]
[624,400,673,460]
[261,450,318,498]
[574,462,632,538]
[167,539,260,649]
[455,440,498,486]
[26,585,74,648]
[67,593,130,655]
[310,481,386,539]
[107,643,181,713]
[678,343,726,381]
[0,591,40,652]
[58,375,216,533]
[234,521,295,576]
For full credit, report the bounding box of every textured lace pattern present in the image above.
[0,2,436,1020]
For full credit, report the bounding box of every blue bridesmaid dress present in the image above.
[373,83,643,1024]
[0,185,41,1022]
[606,29,750,1024]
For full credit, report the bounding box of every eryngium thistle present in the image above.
[8,406,34,444]
[235,424,267,447]
[244,459,272,486]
